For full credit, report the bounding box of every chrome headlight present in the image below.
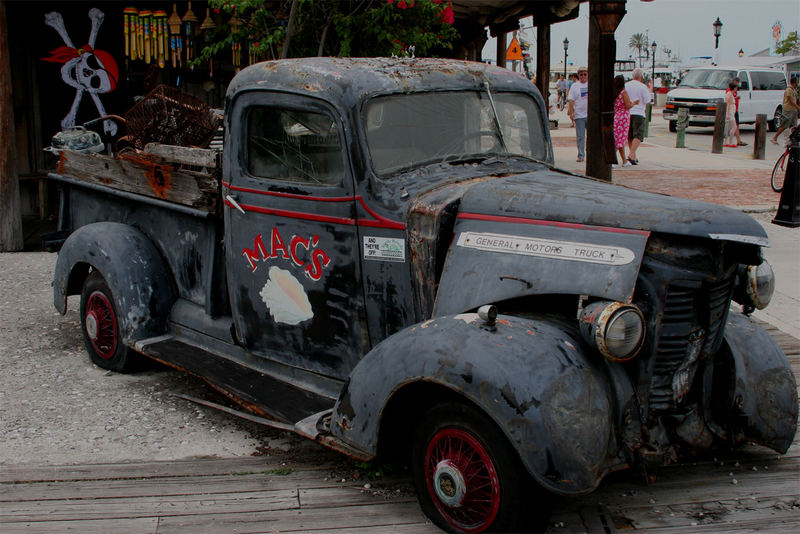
[579,301,645,362]
[734,261,775,312]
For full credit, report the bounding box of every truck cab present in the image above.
[51,58,797,533]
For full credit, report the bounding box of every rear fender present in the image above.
[331,313,626,495]
[54,222,176,343]
[719,312,798,453]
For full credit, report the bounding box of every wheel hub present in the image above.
[85,311,99,341]
[433,460,467,507]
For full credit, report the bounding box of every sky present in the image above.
[481,0,800,68]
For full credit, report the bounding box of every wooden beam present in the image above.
[496,32,507,68]
[535,23,551,109]
[0,0,23,251]
[586,0,626,182]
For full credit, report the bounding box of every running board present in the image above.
[172,392,372,461]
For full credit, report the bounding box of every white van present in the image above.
[663,66,787,132]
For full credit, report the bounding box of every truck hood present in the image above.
[405,167,767,318]
[666,87,725,101]
[453,169,767,245]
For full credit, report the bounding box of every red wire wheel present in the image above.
[424,428,501,532]
[84,289,118,360]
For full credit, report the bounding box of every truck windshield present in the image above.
[678,69,736,89]
[364,91,546,176]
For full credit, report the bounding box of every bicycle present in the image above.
[771,125,797,193]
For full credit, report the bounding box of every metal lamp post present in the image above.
[651,41,657,88]
[713,17,723,49]
[563,37,569,79]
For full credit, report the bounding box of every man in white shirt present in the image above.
[567,66,589,162]
[624,68,652,164]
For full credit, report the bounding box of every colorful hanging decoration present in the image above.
[153,10,168,68]
[168,3,182,68]
[123,7,137,59]
[139,10,152,63]
[182,1,198,65]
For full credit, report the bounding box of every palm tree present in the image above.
[629,33,649,68]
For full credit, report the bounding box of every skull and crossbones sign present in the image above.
[43,9,119,136]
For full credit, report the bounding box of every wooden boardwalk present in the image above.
[1,323,798,534]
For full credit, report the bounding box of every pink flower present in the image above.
[441,5,454,24]
[386,0,394,4]
[433,0,442,3]
[397,0,407,9]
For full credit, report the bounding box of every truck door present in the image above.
[737,71,753,122]
[223,92,367,379]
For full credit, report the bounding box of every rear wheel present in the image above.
[772,151,788,192]
[80,270,136,372]
[412,402,549,533]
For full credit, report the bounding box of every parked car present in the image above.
[49,58,797,533]
[664,66,787,131]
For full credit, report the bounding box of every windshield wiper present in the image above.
[483,82,509,153]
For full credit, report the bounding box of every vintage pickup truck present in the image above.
[49,58,797,533]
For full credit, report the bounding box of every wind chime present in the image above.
[200,8,216,77]
[182,1,198,67]
[229,9,242,70]
[168,3,183,68]
[123,7,169,67]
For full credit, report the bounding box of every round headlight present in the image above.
[579,301,646,362]
[735,261,775,311]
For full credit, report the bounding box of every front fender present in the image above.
[54,222,176,343]
[332,313,625,495]
[721,312,798,453]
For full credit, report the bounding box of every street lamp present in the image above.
[738,48,744,57]
[651,41,657,90]
[713,17,723,49]
[563,37,569,79]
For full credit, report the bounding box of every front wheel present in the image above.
[769,107,781,132]
[80,270,137,372]
[412,402,549,533]
[772,151,787,192]
[668,120,677,133]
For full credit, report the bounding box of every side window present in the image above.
[246,107,343,186]
[737,72,749,90]
[750,72,787,91]
[765,72,787,90]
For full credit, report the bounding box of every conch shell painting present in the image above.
[259,266,314,325]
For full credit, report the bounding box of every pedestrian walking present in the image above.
[613,75,638,166]
[724,80,738,148]
[771,75,799,144]
[624,68,652,165]
[556,75,566,110]
[567,67,589,162]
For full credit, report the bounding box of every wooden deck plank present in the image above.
[154,501,434,533]
[0,517,160,534]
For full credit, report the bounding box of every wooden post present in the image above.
[711,102,726,154]
[587,0,626,182]
[0,0,23,251]
[496,32,507,69]
[753,113,767,160]
[535,23,551,111]
[675,108,688,148]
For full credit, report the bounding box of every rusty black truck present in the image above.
[49,58,797,533]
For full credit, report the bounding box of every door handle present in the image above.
[225,194,246,215]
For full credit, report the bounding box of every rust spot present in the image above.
[146,165,172,198]
[56,152,67,174]
[497,318,511,326]
[100,176,112,184]
[526,330,536,336]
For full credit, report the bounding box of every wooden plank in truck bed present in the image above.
[54,148,219,212]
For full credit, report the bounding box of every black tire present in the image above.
[668,120,677,133]
[768,107,781,132]
[79,270,136,372]
[772,151,787,193]
[412,402,550,533]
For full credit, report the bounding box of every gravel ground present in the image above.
[0,252,327,467]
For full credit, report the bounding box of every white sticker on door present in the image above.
[363,236,405,262]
